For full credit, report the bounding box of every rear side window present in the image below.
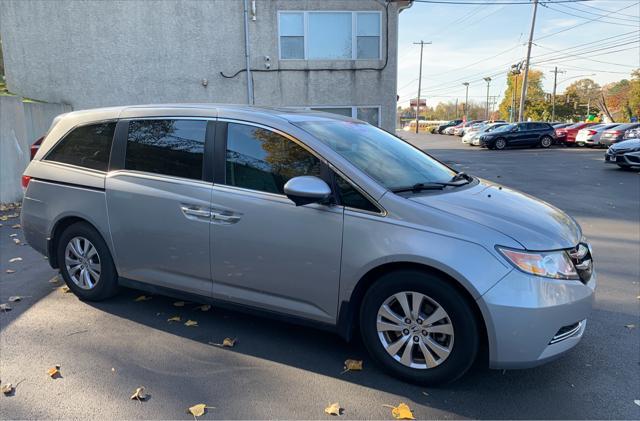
[45,122,116,171]
[225,123,322,195]
[125,119,207,180]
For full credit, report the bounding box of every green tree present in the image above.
[498,69,547,121]
[628,69,640,120]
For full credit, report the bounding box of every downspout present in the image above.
[243,0,254,105]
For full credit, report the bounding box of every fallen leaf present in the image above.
[184,320,198,327]
[324,402,343,416]
[8,296,21,302]
[111,367,116,373]
[8,257,22,263]
[196,304,211,312]
[0,303,12,312]
[12,238,20,245]
[49,276,60,284]
[173,301,185,307]
[167,315,182,322]
[1,383,13,395]
[222,337,236,347]
[342,359,363,373]
[9,233,17,237]
[422,391,429,396]
[5,269,15,274]
[130,386,148,402]
[187,403,214,418]
[386,403,415,420]
[47,365,61,378]
[60,285,70,293]
[625,324,636,329]
[11,224,21,229]
[634,399,640,407]
[134,295,152,302]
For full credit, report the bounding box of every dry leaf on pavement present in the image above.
[11,224,21,229]
[8,296,21,302]
[49,276,60,284]
[8,257,22,263]
[184,320,198,327]
[324,402,343,416]
[60,285,70,293]
[167,315,182,322]
[173,301,185,307]
[634,399,640,407]
[1,383,14,395]
[187,403,214,419]
[195,304,211,311]
[0,304,12,312]
[384,403,415,420]
[5,269,15,274]
[209,337,237,347]
[12,238,21,245]
[624,324,636,329]
[47,365,61,378]
[9,233,17,237]
[130,386,148,402]
[134,295,152,302]
[342,359,363,373]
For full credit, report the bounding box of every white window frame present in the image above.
[304,105,382,126]
[278,11,382,61]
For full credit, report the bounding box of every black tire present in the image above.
[57,221,119,301]
[360,270,479,385]
[540,136,553,148]
[494,138,507,150]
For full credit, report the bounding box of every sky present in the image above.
[396,0,640,110]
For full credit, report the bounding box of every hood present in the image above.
[409,180,581,250]
[610,138,640,152]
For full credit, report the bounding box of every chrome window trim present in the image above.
[38,159,109,176]
[107,169,212,188]
[219,118,387,216]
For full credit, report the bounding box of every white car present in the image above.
[469,123,509,146]
[462,123,487,144]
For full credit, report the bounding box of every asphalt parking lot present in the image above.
[1,132,639,419]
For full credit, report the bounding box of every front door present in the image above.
[106,119,213,296]
[210,121,343,324]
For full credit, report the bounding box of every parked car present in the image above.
[461,122,486,144]
[444,123,462,135]
[22,105,595,385]
[455,120,483,137]
[469,123,509,146]
[599,123,640,146]
[605,138,640,169]
[436,119,463,134]
[557,122,598,146]
[479,122,556,150]
[575,124,619,147]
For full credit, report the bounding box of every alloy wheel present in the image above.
[64,236,101,290]
[495,139,506,150]
[376,291,454,369]
[541,137,552,148]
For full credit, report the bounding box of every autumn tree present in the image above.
[498,69,547,121]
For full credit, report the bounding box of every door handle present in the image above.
[211,211,241,224]
[180,205,211,220]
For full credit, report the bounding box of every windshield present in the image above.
[294,120,456,190]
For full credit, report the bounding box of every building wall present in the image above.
[0,96,72,202]
[0,0,401,130]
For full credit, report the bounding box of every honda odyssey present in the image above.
[21,105,595,385]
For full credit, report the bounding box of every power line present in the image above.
[412,0,592,4]
[541,3,639,27]
[554,2,640,23]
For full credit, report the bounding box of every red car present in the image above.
[556,122,598,145]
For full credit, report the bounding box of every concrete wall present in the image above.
[0,0,402,131]
[0,96,71,203]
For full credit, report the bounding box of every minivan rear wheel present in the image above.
[360,270,479,385]
[57,222,118,301]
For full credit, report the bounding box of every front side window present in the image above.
[45,122,116,171]
[336,175,379,213]
[295,120,456,191]
[225,123,321,195]
[279,11,381,60]
[125,119,206,180]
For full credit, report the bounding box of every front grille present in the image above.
[550,321,582,344]
[569,243,593,284]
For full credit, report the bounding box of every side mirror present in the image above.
[284,176,332,206]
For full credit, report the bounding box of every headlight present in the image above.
[498,247,579,280]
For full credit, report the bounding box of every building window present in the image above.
[309,106,381,126]
[279,11,381,60]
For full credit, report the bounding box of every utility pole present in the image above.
[413,40,432,133]
[462,82,469,122]
[518,0,539,122]
[550,67,566,122]
[483,77,491,120]
[455,98,459,119]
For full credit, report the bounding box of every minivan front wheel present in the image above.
[360,270,479,385]
[57,222,118,301]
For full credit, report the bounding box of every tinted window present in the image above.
[125,120,206,180]
[45,122,115,171]
[225,123,322,195]
[336,175,378,213]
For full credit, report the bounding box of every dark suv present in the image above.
[479,122,555,150]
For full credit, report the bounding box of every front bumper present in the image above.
[605,151,640,167]
[478,268,596,369]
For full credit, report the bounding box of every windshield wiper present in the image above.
[392,181,456,193]
[450,171,473,183]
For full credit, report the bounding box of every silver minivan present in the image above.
[21,105,595,384]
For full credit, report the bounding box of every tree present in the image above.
[498,68,546,121]
[628,69,640,121]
